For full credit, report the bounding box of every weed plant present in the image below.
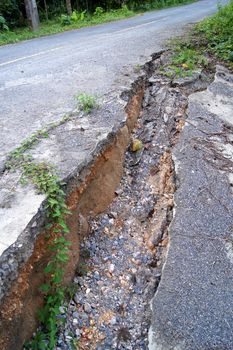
[197,0,233,63]
[160,41,209,78]
[76,93,97,113]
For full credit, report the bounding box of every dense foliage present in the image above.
[197,0,233,62]
[0,0,192,28]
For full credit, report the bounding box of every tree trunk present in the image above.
[43,0,48,21]
[85,0,89,12]
[24,0,40,31]
[66,0,72,15]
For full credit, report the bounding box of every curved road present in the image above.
[0,0,228,165]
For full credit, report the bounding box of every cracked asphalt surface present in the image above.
[149,65,233,350]
[0,0,228,165]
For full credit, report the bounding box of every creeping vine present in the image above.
[6,121,73,350]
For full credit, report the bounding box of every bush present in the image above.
[70,10,78,22]
[94,6,104,17]
[60,14,71,25]
[80,10,86,21]
[197,0,233,61]
[0,0,24,28]
[0,15,9,31]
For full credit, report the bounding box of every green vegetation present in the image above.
[197,0,233,62]
[22,162,71,350]
[0,6,133,45]
[0,15,9,31]
[0,0,195,46]
[161,44,209,78]
[160,0,233,79]
[134,63,142,73]
[76,92,97,113]
[7,115,71,171]
[6,118,74,350]
[9,152,71,349]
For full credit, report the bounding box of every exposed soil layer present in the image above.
[0,87,142,350]
[55,53,215,349]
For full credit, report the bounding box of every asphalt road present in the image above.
[0,0,228,164]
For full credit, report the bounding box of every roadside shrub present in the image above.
[120,4,131,15]
[197,0,233,61]
[80,10,86,21]
[94,6,104,17]
[70,10,78,22]
[0,15,9,31]
[0,0,23,28]
[60,14,71,25]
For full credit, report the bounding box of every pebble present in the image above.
[94,271,100,280]
[110,316,117,326]
[75,329,81,338]
[73,293,81,304]
[109,264,115,273]
[109,212,117,219]
[83,302,92,314]
[72,311,79,318]
[59,306,65,314]
[65,336,72,341]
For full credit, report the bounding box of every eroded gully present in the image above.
[55,51,215,350]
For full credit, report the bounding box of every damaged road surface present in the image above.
[149,66,233,350]
[1,41,233,348]
[55,53,185,349]
[1,2,233,348]
[54,57,233,349]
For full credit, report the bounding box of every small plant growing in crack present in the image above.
[6,114,71,171]
[76,92,97,113]
[134,63,142,73]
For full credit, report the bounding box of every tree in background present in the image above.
[24,0,40,30]
[0,0,187,30]
[65,0,72,15]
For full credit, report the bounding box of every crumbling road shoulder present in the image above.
[149,65,233,350]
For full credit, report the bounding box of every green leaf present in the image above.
[44,263,54,274]
[56,252,69,263]
[39,283,51,293]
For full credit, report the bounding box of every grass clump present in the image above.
[160,41,209,78]
[134,63,142,73]
[172,47,208,69]
[197,0,233,63]
[168,45,208,77]
[161,0,233,78]
[0,15,9,31]
[76,93,97,113]
[7,139,72,349]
